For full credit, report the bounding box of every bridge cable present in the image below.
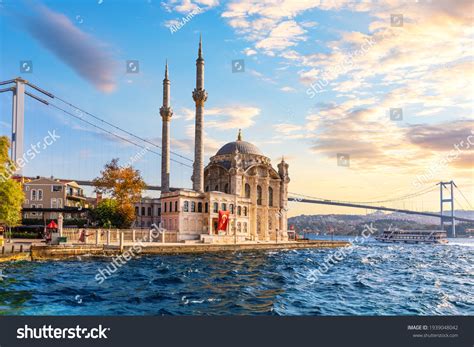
[53,95,194,163]
[48,102,193,168]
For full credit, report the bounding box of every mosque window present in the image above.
[198,202,203,213]
[237,206,241,216]
[191,201,196,212]
[224,183,229,193]
[245,184,250,198]
[230,204,234,214]
[184,201,189,212]
[205,202,209,213]
[221,203,227,211]
[269,187,273,207]
[244,207,248,216]
[213,202,218,213]
[257,185,262,205]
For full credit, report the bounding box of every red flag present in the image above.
[218,210,230,231]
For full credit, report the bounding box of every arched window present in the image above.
[230,204,234,214]
[148,207,152,216]
[141,207,146,216]
[237,206,241,215]
[135,206,139,215]
[244,207,248,216]
[213,202,218,213]
[224,183,229,194]
[191,201,196,212]
[268,218,272,230]
[214,185,219,191]
[269,187,273,207]
[205,202,209,213]
[237,222,242,233]
[198,202,202,213]
[169,201,172,212]
[245,183,251,198]
[164,202,167,213]
[257,185,262,205]
[243,222,248,233]
[175,201,178,212]
[183,201,189,212]
[205,185,209,192]
[221,203,227,211]
[31,190,37,201]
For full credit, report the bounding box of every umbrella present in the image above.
[46,220,58,229]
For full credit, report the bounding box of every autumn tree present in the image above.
[0,136,24,228]
[93,159,145,228]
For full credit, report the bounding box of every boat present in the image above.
[375,229,448,244]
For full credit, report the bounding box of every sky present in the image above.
[0,0,473,217]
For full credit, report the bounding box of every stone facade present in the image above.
[159,38,290,243]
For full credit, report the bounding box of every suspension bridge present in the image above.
[1,77,473,237]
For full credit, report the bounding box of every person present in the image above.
[45,229,52,244]
[78,229,89,243]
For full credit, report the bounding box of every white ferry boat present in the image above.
[375,229,448,244]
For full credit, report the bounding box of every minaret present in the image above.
[160,61,173,192]
[192,35,208,192]
[278,157,290,233]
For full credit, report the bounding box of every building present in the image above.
[159,38,290,243]
[133,198,161,228]
[21,176,87,220]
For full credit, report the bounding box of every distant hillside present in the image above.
[288,211,474,236]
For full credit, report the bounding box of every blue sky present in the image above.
[0,0,472,215]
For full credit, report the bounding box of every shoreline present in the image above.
[26,240,350,261]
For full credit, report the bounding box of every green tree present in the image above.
[92,199,126,228]
[0,136,24,228]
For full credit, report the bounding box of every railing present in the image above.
[61,228,178,244]
[1,243,30,254]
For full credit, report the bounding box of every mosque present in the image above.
[159,37,290,243]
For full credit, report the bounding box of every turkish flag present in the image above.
[218,210,230,231]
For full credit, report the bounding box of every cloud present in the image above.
[180,105,261,129]
[19,3,117,92]
[280,86,296,92]
[162,0,219,14]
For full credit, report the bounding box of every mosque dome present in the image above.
[215,130,264,156]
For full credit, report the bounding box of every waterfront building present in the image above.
[159,38,290,243]
[20,176,87,220]
[133,198,161,228]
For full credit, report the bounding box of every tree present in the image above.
[93,159,145,228]
[91,199,126,228]
[0,136,24,228]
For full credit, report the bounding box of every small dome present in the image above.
[215,129,263,156]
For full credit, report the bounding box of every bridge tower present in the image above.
[0,78,26,173]
[438,181,456,238]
